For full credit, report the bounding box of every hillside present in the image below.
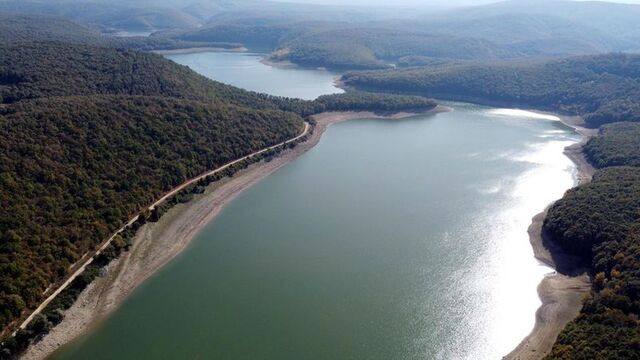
[0,1,202,32]
[388,0,640,55]
[272,28,514,70]
[165,21,351,52]
[543,167,640,359]
[0,42,314,113]
[341,53,640,128]
[441,0,640,42]
[536,93,640,358]
[584,123,640,168]
[412,13,624,49]
[0,13,241,52]
[0,0,415,35]
[0,13,106,45]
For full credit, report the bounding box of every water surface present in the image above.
[51,52,580,360]
[166,51,343,100]
[109,31,153,37]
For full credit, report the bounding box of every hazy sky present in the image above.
[274,0,640,5]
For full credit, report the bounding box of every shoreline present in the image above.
[504,117,596,360]
[152,46,248,55]
[21,109,437,360]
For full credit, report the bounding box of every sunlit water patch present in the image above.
[488,108,561,121]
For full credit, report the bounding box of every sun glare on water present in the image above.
[488,109,561,121]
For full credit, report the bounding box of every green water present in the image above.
[51,52,580,360]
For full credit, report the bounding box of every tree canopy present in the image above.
[584,122,640,168]
[544,123,640,358]
[544,168,640,359]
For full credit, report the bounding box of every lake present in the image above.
[51,52,580,360]
[165,51,343,100]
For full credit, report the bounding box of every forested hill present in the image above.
[268,28,513,70]
[0,13,105,45]
[0,1,203,33]
[0,13,241,52]
[0,42,312,113]
[341,54,640,128]
[543,125,640,359]
[584,123,640,168]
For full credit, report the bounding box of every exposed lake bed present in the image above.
[41,52,585,360]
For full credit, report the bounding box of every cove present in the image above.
[50,52,580,360]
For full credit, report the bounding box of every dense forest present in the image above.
[544,167,640,359]
[0,13,242,52]
[0,42,250,104]
[268,28,512,70]
[313,91,436,113]
[342,53,640,128]
[584,123,640,168]
[542,117,640,358]
[0,0,402,34]
[0,1,204,33]
[544,168,640,257]
[0,39,436,347]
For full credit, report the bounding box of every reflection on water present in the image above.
[488,108,561,121]
[109,31,153,37]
